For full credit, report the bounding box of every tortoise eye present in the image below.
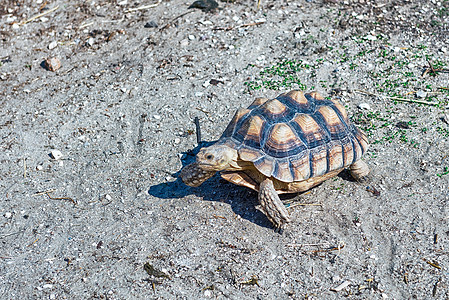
[206,154,214,160]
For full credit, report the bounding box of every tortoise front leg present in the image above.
[259,178,291,229]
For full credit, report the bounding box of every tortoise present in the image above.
[180,90,369,228]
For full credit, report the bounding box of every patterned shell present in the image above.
[219,90,368,183]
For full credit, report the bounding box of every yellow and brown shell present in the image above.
[218,90,368,183]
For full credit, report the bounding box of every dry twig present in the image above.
[354,89,439,106]
[213,21,265,31]
[21,5,59,25]
[160,11,194,31]
[33,189,76,204]
[194,117,202,145]
[126,0,162,13]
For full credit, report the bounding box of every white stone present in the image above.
[36,165,43,171]
[364,34,377,41]
[180,39,189,47]
[6,16,17,22]
[188,35,195,40]
[4,212,12,218]
[11,23,20,30]
[42,284,53,289]
[50,149,63,160]
[87,37,95,46]
[416,90,427,98]
[105,194,112,201]
[40,17,49,22]
[48,41,58,50]
[204,290,212,297]
[153,115,161,120]
[358,103,371,110]
[118,0,128,5]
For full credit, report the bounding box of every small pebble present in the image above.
[48,41,58,50]
[416,90,427,98]
[42,284,53,289]
[4,212,12,218]
[442,113,449,125]
[105,194,112,201]
[180,39,189,47]
[174,138,181,144]
[144,21,158,28]
[153,115,161,120]
[40,17,49,22]
[44,57,61,72]
[87,37,95,47]
[358,103,371,110]
[331,280,351,292]
[204,290,212,297]
[201,20,213,25]
[11,23,20,30]
[6,16,17,22]
[364,34,377,41]
[188,34,195,40]
[36,165,43,171]
[50,149,63,160]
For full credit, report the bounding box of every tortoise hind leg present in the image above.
[349,160,370,182]
[259,178,291,229]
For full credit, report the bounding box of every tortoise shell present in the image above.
[217,90,368,183]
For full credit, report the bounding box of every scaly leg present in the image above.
[349,159,370,182]
[259,178,291,229]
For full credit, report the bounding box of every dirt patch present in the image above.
[1,0,448,299]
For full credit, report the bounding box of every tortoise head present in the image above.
[196,144,237,171]
[180,144,237,187]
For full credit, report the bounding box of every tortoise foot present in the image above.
[349,160,370,182]
[259,178,291,229]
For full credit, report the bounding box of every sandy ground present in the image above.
[1,0,449,299]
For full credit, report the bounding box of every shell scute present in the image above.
[272,158,294,182]
[263,123,307,158]
[310,146,328,177]
[317,106,349,140]
[327,141,344,171]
